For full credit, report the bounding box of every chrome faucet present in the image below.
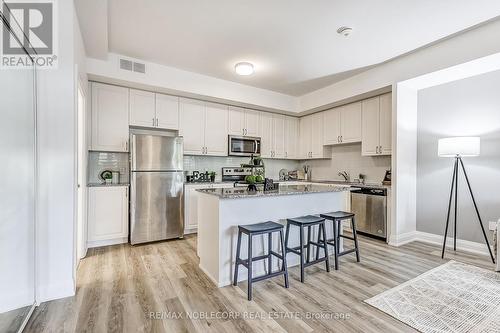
[338,171,349,182]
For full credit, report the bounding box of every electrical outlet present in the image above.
[489,221,498,231]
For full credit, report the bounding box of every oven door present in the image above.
[229,135,261,156]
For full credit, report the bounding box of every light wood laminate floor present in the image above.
[25,234,494,333]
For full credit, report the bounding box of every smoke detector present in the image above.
[337,26,353,37]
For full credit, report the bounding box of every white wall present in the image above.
[36,0,79,303]
[86,53,298,113]
[417,70,500,243]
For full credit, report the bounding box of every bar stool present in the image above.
[319,211,360,270]
[285,215,330,283]
[233,221,289,301]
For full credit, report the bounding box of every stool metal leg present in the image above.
[247,234,253,301]
[315,224,321,261]
[285,222,290,253]
[279,229,289,288]
[333,220,339,270]
[306,225,312,263]
[268,232,272,274]
[299,225,305,283]
[321,222,330,272]
[352,217,360,262]
[233,230,242,286]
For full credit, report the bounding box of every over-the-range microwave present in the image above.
[228,135,261,156]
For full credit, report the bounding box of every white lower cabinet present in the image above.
[87,186,129,248]
[184,183,233,234]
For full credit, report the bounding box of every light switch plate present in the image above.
[489,221,498,231]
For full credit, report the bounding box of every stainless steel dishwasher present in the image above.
[351,187,387,240]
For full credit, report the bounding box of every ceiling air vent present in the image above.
[119,58,133,71]
[133,62,146,74]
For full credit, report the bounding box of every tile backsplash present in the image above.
[183,156,300,181]
[300,143,391,184]
[88,151,130,184]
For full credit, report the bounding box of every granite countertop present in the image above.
[87,183,130,187]
[196,184,354,199]
[278,179,390,189]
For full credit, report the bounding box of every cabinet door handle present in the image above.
[376,146,379,154]
[379,146,382,154]
[156,118,159,127]
[125,141,128,151]
[152,118,155,126]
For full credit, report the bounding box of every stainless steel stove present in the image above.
[221,166,265,187]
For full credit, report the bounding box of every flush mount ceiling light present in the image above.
[235,62,254,75]
[337,26,353,37]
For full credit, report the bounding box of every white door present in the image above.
[273,115,285,158]
[299,115,312,159]
[156,94,179,130]
[285,116,298,159]
[361,96,380,156]
[179,98,206,155]
[323,108,341,145]
[340,102,362,143]
[259,113,273,158]
[244,110,260,137]
[204,102,228,156]
[87,186,128,242]
[91,83,129,152]
[129,89,156,128]
[379,93,392,155]
[228,106,245,135]
[76,83,87,263]
[311,112,325,158]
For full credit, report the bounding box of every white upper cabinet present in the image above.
[323,102,361,145]
[245,110,260,137]
[179,98,205,155]
[259,113,273,158]
[285,116,299,159]
[155,94,179,130]
[379,93,392,155]
[130,90,179,130]
[91,82,130,152]
[299,113,330,159]
[362,93,392,156]
[340,102,362,143]
[179,98,228,156]
[323,108,341,145]
[228,106,245,135]
[311,112,327,158]
[228,107,260,136]
[258,113,287,159]
[129,89,156,128]
[273,115,286,159]
[204,102,228,156]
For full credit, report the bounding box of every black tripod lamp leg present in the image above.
[458,158,495,264]
[442,158,457,259]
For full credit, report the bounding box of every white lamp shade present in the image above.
[438,137,480,157]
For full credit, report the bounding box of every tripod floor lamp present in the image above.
[438,137,495,263]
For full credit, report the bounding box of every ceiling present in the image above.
[76,0,500,96]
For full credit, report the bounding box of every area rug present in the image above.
[365,260,500,333]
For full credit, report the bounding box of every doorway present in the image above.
[76,81,87,265]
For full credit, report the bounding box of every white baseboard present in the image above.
[87,237,128,249]
[37,278,75,304]
[389,230,492,257]
[414,231,492,256]
[388,231,418,247]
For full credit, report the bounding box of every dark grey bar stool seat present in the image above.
[233,221,289,301]
[320,211,360,270]
[285,215,330,283]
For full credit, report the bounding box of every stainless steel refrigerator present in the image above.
[130,133,184,245]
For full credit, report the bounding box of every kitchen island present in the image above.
[196,184,353,287]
